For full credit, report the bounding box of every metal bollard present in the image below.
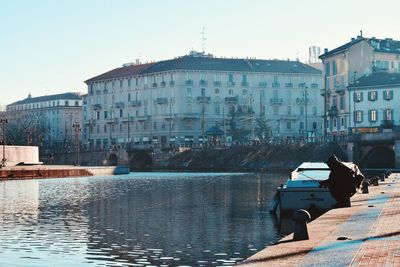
[380,174,385,182]
[292,209,311,241]
[372,177,379,186]
[361,181,369,194]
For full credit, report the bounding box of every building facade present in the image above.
[83,53,323,149]
[6,93,83,153]
[319,35,400,141]
[348,73,400,133]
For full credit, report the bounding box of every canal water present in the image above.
[0,172,288,266]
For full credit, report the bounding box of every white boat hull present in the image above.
[277,187,336,212]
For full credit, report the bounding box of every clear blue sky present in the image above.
[1,0,400,107]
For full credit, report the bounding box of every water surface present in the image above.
[0,172,288,266]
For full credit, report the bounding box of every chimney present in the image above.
[351,38,355,42]
[324,48,328,54]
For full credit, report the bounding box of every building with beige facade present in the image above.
[319,35,400,141]
[6,93,83,153]
[83,52,323,149]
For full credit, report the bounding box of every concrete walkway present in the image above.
[241,174,400,267]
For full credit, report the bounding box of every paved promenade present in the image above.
[241,173,400,267]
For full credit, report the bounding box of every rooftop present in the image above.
[320,36,400,59]
[348,72,400,89]
[85,54,321,83]
[8,92,82,106]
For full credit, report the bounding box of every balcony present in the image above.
[185,79,193,85]
[181,113,199,120]
[160,81,166,87]
[225,96,238,103]
[156,97,168,105]
[169,81,175,86]
[115,101,125,108]
[241,82,249,87]
[213,81,221,86]
[311,83,319,89]
[335,85,345,94]
[107,118,118,124]
[137,115,149,121]
[130,100,141,107]
[270,98,283,104]
[285,83,293,88]
[227,81,235,86]
[328,106,338,117]
[320,88,331,97]
[282,114,298,121]
[92,104,102,110]
[298,82,306,88]
[259,82,267,88]
[272,82,280,88]
[197,96,211,103]
[103,89,108,94]
[199,80,208,86]
[381,120,395,129]
[152,82,158,88]
[296,98,309,105]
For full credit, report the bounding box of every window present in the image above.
[128,78,131,87]
[104,111,108,119]
[287,122,291,129]
[186,104,192,112]
[273,106,279,115]
[313,107,317,116]
[201,88,206,96]
[242,89,247,95]
[186,120,192,129]
[369,109,377,122]
[215,89,219,95]
[128,93,131,101]
[215,105,220,114]
[287,106,291,115]
[354,92,363,102]
[368,91,378,101]
[65,101,69,106]
[340,95,345,110]
[96,111,100,119]
[229,89,233,95]
[300,121,304,129]
[383,90,393,100]
[312,122,317,130]
[384,109,393,120]
[120,109,123,118]
[355,110,363,123]
[325,62,330,76]
[120,80,123,88]
[300,106,304,116]
[332,61,337,75]
[104,124,107,133]
[186,88,192,96]
[228,73,234,82]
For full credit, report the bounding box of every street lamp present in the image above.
[72,123,81,166]
[0,118,8,167]
[352,71,358,132]
[304,86,309,141]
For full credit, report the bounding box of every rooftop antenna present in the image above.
[201,27,206,54]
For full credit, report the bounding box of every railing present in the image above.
[152,82,158,88]
[272,82,280,88]
[285,83,293,88]
[130,100,141,107]
[199,80,208,86]
[213,81,221,86]
[270,98,283,104]
[241,82,249,87]
[160,81,166,87]
[227,81,235,86]
[169,81,175,86]
[156,97,168,104]
[185,80,193,85]
[92,104,102,110]
[197,96,211,103]
[327,106,338,117]
[115,101,125,108]
[225,96,238,103]
[296,98,309,105]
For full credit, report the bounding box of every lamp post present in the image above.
[352,71,358,132]
[169,97,174,148]
[323,76,327,143]
[1,118,8,167]
[72,123,81,166]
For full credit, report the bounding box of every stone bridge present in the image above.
[347,130,400,169]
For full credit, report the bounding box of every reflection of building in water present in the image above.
[85,175,281,264]
[0,180,39,221]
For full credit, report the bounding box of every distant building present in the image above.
[348,72,400,133]
[6,92,83,153]
[319,35,400,141]
[83,52,322,149]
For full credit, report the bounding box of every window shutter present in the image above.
[390,90,394,100]
[368,92,371,101]
[360,111,364,123]
[391,109,394,120]
[353,92,356,102]
[368,110,372,122]
[383,110,387,120]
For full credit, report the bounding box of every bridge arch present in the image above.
[361,146,395,169]
[129,151,152,171]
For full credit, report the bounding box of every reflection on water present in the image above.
[0,172,288,266]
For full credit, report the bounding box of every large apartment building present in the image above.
[83,52,322,149]
[319,35,400,140]
[6,92,83,152]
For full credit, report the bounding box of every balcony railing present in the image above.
[320,88,331,96]
[130,100,141,107]
[169,81,175,86]
[258,82,267,88]
[285,83,293,88]
[199,80,208,86]
[213,81,221,86]
[152,82,158,88]
[227,81,235,86]
[272,82,280,88]
[296,98,309,105]
[328,106,338,117]
[311,83,319,89]
[92,104,102,110]
[197,96,211,103]
[107,118,118,124]
[115,101,125,108]
[270,98,283,104]
[185,80,193,85]
[298,82,307,88]
[181,113,199,119]
[225,96,238,103]
[156,97,168,105]
[241,82,249,87]
[160,81,166,87]
[335,85,345,94]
